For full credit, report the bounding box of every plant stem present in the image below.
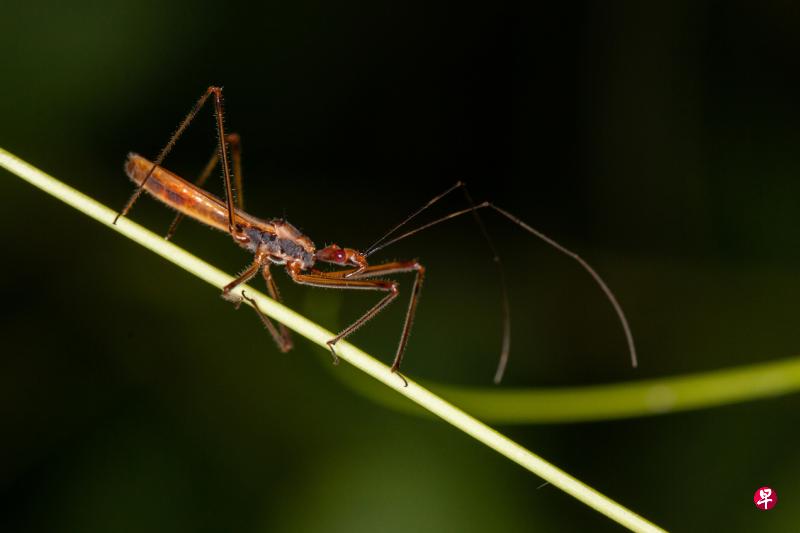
[332,353,800,423]
[0,147,665,533]
[436,356,800,422]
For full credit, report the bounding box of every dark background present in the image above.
[2,1,799,531]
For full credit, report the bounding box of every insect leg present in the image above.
[116,86,221,223]
[351,262,426,375]
[362,182,511,382]
[321,261,426,374]
[222,260,262,305]
[242,263,294,353]
[221,246,271,304]
[288,262,424,384]
[165,132,242,240]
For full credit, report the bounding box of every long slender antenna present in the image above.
[460,187,512,383]
[363,181,465,256]
[362,182,514,381]
[368,202,639,370]
[367,204,487,256]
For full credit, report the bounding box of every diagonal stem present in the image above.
[0,147,665,533]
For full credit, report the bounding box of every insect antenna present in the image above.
[460,187,512,383]
[364,181,465,256]
[366,201,639,372]
[363,182,513,383]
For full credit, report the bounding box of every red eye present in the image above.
[317,245,350,264]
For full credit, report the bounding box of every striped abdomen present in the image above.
[125,153,240,233]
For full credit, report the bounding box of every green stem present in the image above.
[332,355,800,424]
[436,356,800,423]
[0,147,664,533]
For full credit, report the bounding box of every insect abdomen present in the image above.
[125,153,231,233]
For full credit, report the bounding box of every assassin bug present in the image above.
[116,86,637,385]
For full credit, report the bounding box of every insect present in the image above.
[115,86,637,385]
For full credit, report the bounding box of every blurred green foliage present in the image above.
[2,1,800,531]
